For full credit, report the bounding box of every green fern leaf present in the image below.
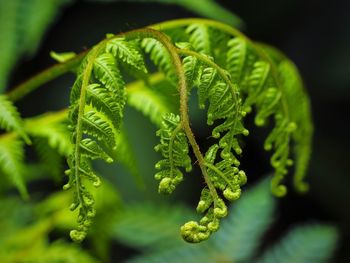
[0,135,28,198]
[25,111,72,156]
[127,76,177,127]
[141,38,177,83]
[277,60,313,193]
[114,128,143,187]
[186,24,211,55]
[33,137,64,182]
[0,95,30,144]
[256,225,338,263]
[112,202,195,250]
[86,83,123,131]
[93,52,126,104]
[106,36,147,73]
[213,179,275,261]
[183,55,203,89]
[66,42,127,242]
[154,113,192,194]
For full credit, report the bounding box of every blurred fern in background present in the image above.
[0,179,338,262]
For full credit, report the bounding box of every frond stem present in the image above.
[7,53,85,102]
[151,18,290,119]
[124,28,220,204]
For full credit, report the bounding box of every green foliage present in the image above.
[0,18,314,245]
[64,34,151,241]
[0,0,71,91]
[126,74,178,126]
[0,135,27,198]
[255,225,338,263]
[154,113,192,194]
[0,95,30,143]
[111,202,195,250]
[123,179,338,263]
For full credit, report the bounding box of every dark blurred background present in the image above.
[7,0,350,262]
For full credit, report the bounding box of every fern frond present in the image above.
[186,24,211,55]
[93,52,126,106]
[106,36,147,73]
[256,225,338,263]
[277,60,313,193]
[25,112,71,156]
[141,38,177,83]
[213,179,275,261]
[226,37,257,89]
[58,19,314,244]
[33,137,64,181]
[85,82,123,132]
[183,55,202,89]
[0,135,27,198]
[154,113,192,194]
[65,43,127,242]
[127,76,177,126]
[0,95,30,144]
[114,129,143,187]
[112,202,195,250]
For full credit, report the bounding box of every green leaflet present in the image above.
[64,33,154,242]
[0,95,30,144]
[111,202,195,250]
[278,60,313,193]
[186,24,211,55]
[106,36,147,74]
[154,113,192,194]
[141,38,177,84]
[0,136,27,199]
[126,179,336,263]
[255,225,338,263]
[127,75,178,127]
[66,44,126,242]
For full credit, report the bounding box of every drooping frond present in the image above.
[57,19,313,244]
[65,40,130,242]
[154,113,192,194]
[0,135,27,198]
[0,95,30,143]
[277,60,313,193]
[226,38,259,98]
[174,46,249,242]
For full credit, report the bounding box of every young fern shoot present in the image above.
[3,18,312,243]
